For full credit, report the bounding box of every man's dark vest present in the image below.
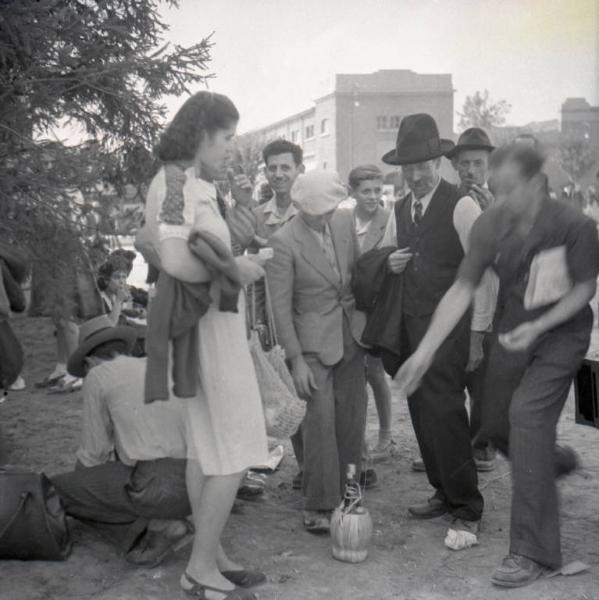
[395,179,464,317]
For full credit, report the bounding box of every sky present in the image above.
[161,0,599,133]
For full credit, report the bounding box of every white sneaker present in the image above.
[9,376,26,391]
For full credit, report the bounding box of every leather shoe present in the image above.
[303,510,331,534]
[491,553,548,588]
[292,471,303,490]
[408,497,448,519]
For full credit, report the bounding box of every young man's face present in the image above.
[352,178,383,215]
[264,152,303,197]
[403,159,440,199]
[453,149,490,189]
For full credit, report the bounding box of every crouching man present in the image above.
[51,315,192,567]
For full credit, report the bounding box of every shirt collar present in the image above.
[411,176,441,212]
[264,197,297,224]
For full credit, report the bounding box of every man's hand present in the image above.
[499,321,541,352]
[395,350,433,396]
[227,170,253,207]
[466,330,485,372]
[290,355,318,399]
[235,255,265,286]
[469,185,494,211]
[387,247,413,274]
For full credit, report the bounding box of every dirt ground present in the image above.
[0,314,598,600]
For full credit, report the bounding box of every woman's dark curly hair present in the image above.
[155,92,240,162]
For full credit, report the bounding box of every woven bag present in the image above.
[247,277,306,438]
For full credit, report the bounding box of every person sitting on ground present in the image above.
[97,249,146,325]
[97,249,147,356]
[51,315,192,567]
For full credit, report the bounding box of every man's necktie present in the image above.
[413,199,423,226]
[322,226,340,279]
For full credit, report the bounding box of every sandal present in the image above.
[34,373,65,389]
[47,377,83,395]
[181,573,256,599]
[222,569,266,588]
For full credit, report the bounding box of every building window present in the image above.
[377,115,401,130]
[322,161,328,169]
[291,130,299,143]
[320,118,329,135]
[305,124,315,139]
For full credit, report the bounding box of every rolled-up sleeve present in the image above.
[453,197,498,331]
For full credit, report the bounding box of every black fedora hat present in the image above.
[382,113,455,166]
[445,127,495,159]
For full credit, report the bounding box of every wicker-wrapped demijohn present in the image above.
[330,464,373,563]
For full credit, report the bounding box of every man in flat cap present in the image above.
[379,114,493,545]
[266,170,367,534]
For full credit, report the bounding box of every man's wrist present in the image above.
[290,354,304,367]
[529,319,545,337]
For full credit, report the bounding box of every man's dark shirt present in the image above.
[458,196,599,334]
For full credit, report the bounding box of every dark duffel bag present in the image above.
[0,467,72,560]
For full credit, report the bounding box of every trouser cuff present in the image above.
[510,538,561,570]
[304,494,341,512]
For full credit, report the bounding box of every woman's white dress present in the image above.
[145,166,268,475]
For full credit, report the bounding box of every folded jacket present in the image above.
[144,230,241,404]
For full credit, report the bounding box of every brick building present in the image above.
[246,69,455,181]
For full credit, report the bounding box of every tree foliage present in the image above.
[233,132,267,184]
[458,90,512,132]
[558,133,598,182]
[0,0,212,312]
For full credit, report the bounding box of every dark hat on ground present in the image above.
[382,113,455,166]
[67,315,137,378]
[445,127,495,158]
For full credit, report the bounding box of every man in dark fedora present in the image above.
[379,113,490,545]
[447,127,495,210]
[446,127,499,473]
